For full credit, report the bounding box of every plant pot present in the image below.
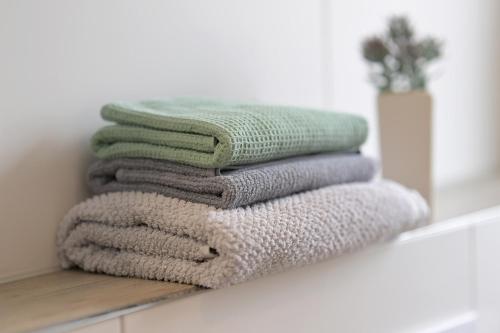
[378,90,433,209]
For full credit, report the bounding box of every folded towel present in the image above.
[87,154,377,209]
[91,98,368,168]
[57,181,428,288]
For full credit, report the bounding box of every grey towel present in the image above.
[88,154,377,209]
[57,181,429,288]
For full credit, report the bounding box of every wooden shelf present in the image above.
[0,270,200,333]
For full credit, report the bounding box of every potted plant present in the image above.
[362,16,442,208]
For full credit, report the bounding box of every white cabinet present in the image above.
[122,224,475,333]
[476,217,500,333]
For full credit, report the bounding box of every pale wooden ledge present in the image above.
[0,270,201,333]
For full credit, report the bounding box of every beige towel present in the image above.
[57,181,428,288]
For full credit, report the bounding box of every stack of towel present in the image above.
[57,98,429,288]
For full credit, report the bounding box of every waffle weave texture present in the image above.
[57,181,428,288]
[91,98,368,168]
[87,154,377,209]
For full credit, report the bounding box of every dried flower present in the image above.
[416,38,442,61]
[388,16,414,41]
[361,16,443,92]
[362,37,389,62]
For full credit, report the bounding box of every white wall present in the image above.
[0,0,323,281]
[0,0,499,282]
[327,0,500,187]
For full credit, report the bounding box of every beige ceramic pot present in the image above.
[378,90,433,210]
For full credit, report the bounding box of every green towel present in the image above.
[91,98,368,168]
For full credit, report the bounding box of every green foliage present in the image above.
[362,16,442,92]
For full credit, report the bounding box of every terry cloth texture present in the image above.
[91,98,368,168]
[57,181,428,288]
[87,154,377,209]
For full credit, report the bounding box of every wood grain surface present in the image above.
[0,270,200,333]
